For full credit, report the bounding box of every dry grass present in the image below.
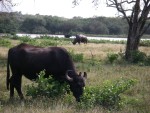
[0,40,150,113]
[64,43,126,60]
[0,47,9,58]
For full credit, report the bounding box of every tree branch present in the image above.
[107,0,131,24]
[140,22,150,36]
[0,0,13,11]
[72,0,80,6]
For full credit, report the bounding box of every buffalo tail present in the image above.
[6,52,10,90]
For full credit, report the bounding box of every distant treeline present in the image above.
[0,12,150,35]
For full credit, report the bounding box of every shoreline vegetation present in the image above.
[1,34,150,47]
[0,35,150,113]
[0,33,150,39]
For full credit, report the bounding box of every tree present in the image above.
[45,16,64,34]
[73,0,150,62]
[20,17,47,34]
[0,12,19,33]
[86,20,109,34]
[0,0,15,11]
[106,0,150,61]
[59,21,77,34]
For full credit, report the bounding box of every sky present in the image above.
[12,0,118,18]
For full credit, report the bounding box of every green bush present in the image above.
[79,78,137,110]
[144,55,150,66]
[77,86,98,109]
[89,39,126,44]
[107,53,119,64]
[0,39,11,47]
[19,36,40,46]
[106,51,150,66]
[26,70,70,99]
[9,34,20,40]
[20,36,32,42]
[39,40,58,47]
[69,50,84,62]
[140,40,150,47]
[20,36,58,47]
[130,51,146,64]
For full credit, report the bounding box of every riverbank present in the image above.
[15,33,150,41]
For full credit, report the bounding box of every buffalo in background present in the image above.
[72,34,88,45]
[7,43,87,102]
[64,34,72,38]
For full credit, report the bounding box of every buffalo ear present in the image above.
[79,72,82,76]
[83,72,87,79]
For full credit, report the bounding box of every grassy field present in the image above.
[0,37,150,113]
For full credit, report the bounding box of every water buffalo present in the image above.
[64,34,71,38]
[72,34,88,45]
[7,43,87,102]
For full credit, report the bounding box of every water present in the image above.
[87,36,127,41]
[16,33,149,41]
[16,33,65,39]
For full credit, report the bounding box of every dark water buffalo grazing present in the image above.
[64,34,71,38]
[7,43,87,102]
[72,34,88,45]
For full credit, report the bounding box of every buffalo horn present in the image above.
[65,70,73,82]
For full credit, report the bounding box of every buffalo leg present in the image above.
[9,76,15,99]
[10,75,24,100]
[14,75,24,100]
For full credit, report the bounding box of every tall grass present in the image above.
[0,37,150,113]
[0,39,11,47]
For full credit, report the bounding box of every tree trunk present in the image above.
[125,0,142,62]
[125,31,141,62]
[125,36,139,61]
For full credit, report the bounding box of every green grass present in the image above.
[0,36,150,113]
[0,39,11,47]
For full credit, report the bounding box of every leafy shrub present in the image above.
[140,40,150,47]
[20,36,58,47]
[0,39,11,47]
[96,78,136,109]
[77,86,98,109]
[89,39,126,44]
[39,40,58,47]
[107,53,119,64]
[69,50,84,62]
[106,51,150,66]
[19,36,40,45]
[130,51,146,64]
[26,70,70,99]
[79,78,137,110]
[144,55,150,66]
[9,34,20,40]
[20,36,33,42]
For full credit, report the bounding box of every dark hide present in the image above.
[7,43,87,102]
[64,34,71,38]
[72,34,88,45]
